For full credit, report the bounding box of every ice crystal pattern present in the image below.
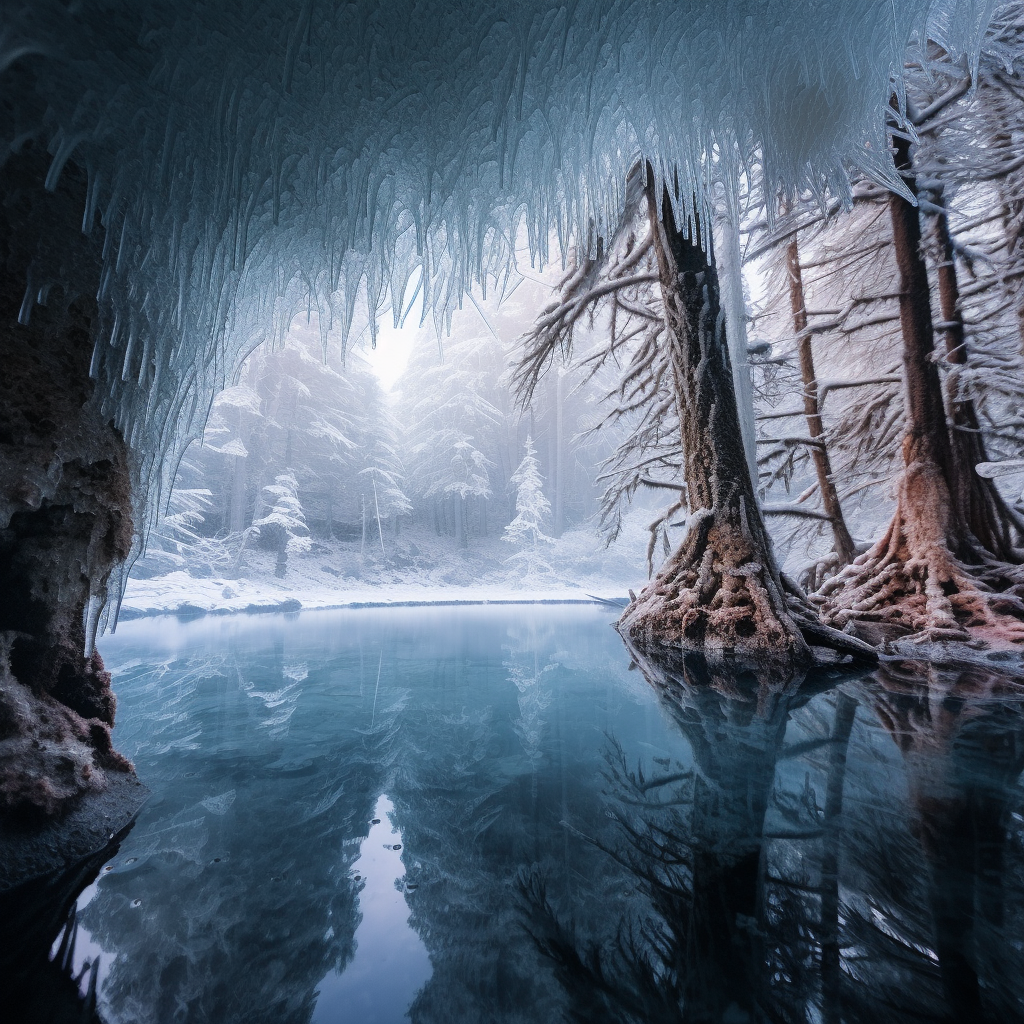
[0,0,996,624]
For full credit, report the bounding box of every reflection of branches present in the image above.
[521,645,821,1023]
[525,638,1024,1024]
[520,870,684,1024]
[865,662,1024,1024]
[2,831,130,1024]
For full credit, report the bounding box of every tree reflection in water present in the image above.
[521,642,1024,1024]
[849,662,1024,1024]
[2,830,129,1024]
[9,611,1024,1024]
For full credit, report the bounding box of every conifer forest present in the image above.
[5,2,1024,1023]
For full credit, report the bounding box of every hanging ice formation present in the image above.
[0,0,995,631]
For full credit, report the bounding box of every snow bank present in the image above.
[120,524,644,620]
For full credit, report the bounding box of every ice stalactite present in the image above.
[0,0,996,636]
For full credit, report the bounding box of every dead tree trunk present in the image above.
[817,134,1024,645]
[785,233,857,568]
[619,178,871,667]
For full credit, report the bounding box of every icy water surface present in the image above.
[50,608,1024,1022]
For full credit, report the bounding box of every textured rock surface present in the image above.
[0,147,136,816]
[1,812,141,1023]
[0,771,147,892]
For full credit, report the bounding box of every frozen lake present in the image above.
[57,607,1024,1023]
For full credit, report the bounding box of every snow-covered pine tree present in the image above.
[133,471,221,579]
[252,472,312,578]
[397,329,504,545]
[358,437,413,555]
[503,437,554,579]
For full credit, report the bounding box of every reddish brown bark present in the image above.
[785,233,858,567]
[928,193,1024,561]
[818,134,1024,645]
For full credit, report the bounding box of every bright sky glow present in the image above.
[312,795,431,1024]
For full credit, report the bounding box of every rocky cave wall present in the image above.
[0,148,135,816]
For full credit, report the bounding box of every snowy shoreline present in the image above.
[119,527,644,622]
[117,587,628,621]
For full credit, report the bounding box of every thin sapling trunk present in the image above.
[785,232,858,572]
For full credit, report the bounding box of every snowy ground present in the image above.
[119,520,650,620]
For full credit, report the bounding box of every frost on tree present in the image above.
[250,473,311,578]
[0,0,1003,811]
[0,0,994,581]
[515,165,875,666]
[503,437,555,579]
[792,32,1024,647]
[399,331,502,547]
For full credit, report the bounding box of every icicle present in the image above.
[82,165,101,234]
[44,131,84,192]
[97,262,113,303]
[0,0,991,590]
[121,320,136,381]
[83,590,103,660]
[17,270,34,326]
[89,337,102,379]
[718,185,759,490]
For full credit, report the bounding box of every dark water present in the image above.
[17,606,1024,1023]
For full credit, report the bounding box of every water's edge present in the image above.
[116,594,625,621]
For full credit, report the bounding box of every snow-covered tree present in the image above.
[503,437,554,578]
[744,21,1024,644]
[357,441,413,557]
[397,331,504,546]
[133,478,224,579]
[514,165,873,666]
[168,318,416,553]
[251,472,311,578]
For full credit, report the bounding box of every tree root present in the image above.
[618,504,876,668]
[815,462,1024,648]
[799,552,843,595]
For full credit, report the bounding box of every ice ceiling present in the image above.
[0,0,995,578]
